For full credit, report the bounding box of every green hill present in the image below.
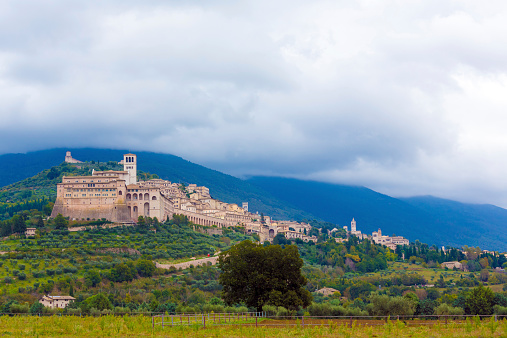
[0,148,315,221]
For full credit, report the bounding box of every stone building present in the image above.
[64,151,82,164]
[51,152,253,228]
[25,228,36,237]
[315,287,340,297]
[39,295,75,309]
[441,261,463,270]
[371,228,409,250]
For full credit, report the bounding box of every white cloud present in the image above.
[1,1,507,206]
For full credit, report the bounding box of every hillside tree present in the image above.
[218,240,312,312]
[54,213,68,230]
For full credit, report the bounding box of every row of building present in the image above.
[334,218,410,250]
[51,152,318,243]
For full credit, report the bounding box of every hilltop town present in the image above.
[52,152,410,246]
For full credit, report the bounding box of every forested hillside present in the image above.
[248,177,507,251]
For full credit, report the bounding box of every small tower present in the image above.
[123,154,137,185]
[242,202,249,212]
[351,218,356,233]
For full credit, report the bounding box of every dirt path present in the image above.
[156,255,219,270]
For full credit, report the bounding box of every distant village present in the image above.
[50,151,410,246]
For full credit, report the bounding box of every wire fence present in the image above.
[153,312,507,329]
[152,311,264,329]
[0,312,162,317]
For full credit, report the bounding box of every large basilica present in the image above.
[51,152,250,227]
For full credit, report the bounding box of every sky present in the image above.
[2,1,507,206]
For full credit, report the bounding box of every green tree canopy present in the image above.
[218,240,312,312]
[110,262,137,282]
[136,259,156,277]
[85,293,113,311]
[12,215,26,234]
[84,270,102,288]
[465,284,495,315]
[54,213,68,230]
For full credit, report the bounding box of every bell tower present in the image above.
[123,154,137,185]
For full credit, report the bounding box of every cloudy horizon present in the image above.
[2,1,507,206]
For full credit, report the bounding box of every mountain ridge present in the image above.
[247,176,507,251]
[2,148,507,251]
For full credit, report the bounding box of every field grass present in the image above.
[0,315,506,337]
[376,262,471,282]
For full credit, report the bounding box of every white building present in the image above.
[372,228,409,250]
[25,228,36,237]
[39,295,75,309]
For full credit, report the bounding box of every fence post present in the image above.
[302,315,304,328]
[162,314,164,328]
[256,316,258,328]
[445,315,448,325]
[495,314,498,322]
[172,316,174,327]
[203,314,205,329]
[152,316,154,330]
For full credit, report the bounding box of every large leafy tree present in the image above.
[136,259,156,277]
[12,215,26,234]
[85,293,113,311]
[218,240,312,312]
[465,284,495,315]
[54,213,68,230]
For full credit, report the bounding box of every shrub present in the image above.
[30,302,44,314]
[367,294,415,316]
[202,304,225,313]
[276,306,289,319]
[434,303,465,319]
[10,303,29,313]
[4,277,13,284]
[85,293,113,311]
[18,272,27,280]
[66,308,82,315]
[493,305,507,315]
[262,305,277,316]
[18,264,25,270]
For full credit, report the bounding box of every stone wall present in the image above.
[51,201,130,223]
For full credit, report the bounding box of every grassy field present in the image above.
[0,315,506,337]
[372,262,471,282]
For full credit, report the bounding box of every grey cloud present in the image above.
[1,1,507,206]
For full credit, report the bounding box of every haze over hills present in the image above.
[247,176,507,251]
[1,148,507,251]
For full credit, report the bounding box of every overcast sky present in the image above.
[2,1,507,206]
